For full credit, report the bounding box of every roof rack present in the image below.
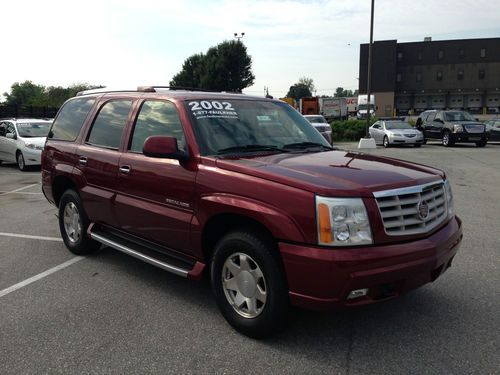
[137,85,233,93]
[76,87,139,96]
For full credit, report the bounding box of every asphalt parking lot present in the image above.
[1,142,499,374]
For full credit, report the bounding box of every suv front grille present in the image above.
[465,124,484,133]
[373,181,447,236]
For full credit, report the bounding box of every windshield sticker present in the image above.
[188,101,238,120]
[256,115,272,122]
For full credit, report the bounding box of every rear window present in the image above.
[48,97,96,141]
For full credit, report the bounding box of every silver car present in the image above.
[369,119,424,148]
[303,115,332,144]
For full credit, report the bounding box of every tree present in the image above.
[286,83,312,100]
[170,40,255,92]
[334,87,358,97]
[298,77,315,94]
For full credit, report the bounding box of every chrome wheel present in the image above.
[383,136,389,148]
[63,202,82,243]
[222,252,267,318]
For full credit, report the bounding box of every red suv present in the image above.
[42,87,462,338]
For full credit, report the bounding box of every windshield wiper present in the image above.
[283,142,333,151]
[216,144,288,155]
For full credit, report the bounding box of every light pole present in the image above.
[358,0,377,149]
[234,32,245,41]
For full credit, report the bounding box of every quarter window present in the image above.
[87,100,132,149]
[129,100,185,153]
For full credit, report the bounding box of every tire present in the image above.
[442,131,454,147]
[211,231,289,338]
[58,189,100,255]
[16,151,27,171]
[383,136,390,148]
[476,140,487,147]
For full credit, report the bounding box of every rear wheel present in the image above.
[59,189,100,255]
[16,151,27,171]
[211,231,289,338]
[383,136,390,148]
[442,131,454,147]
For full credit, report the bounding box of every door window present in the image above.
[129,100,186,153]
[87,100,133,149]
[426,112,436,122]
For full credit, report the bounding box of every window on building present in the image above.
[417,51,422,61]
[397,52,403,61]
[438,50,444,60]
[436,71,443,81]
[480,48,486,58]
[459,49,465,59]
[457,70,464,80]
[416,72,422,82]
[396,73,402,82]
[479,69,485,80]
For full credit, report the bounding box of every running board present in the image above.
[88,225,204,279]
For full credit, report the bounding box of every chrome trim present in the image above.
[90,232,189,277]
[373,180,444,198]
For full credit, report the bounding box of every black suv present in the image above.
[416,110,487,147]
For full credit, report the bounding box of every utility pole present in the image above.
[366,0,375,137]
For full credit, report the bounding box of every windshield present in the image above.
[385,121,412,130]
[444,111,474,122]
[358,104,375,111]
[305,116,327,124]
[16,122,52,137]
[186,99,330,156]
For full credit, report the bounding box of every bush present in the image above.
[329,119,378,142]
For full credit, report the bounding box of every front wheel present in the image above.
[211,231,289,338]
[442,131,454,147]
[383,136,390,148]
[476,140,487,147]
[17,151,27,171]
[59,190,100,255]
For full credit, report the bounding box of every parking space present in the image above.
[0,145,499,374]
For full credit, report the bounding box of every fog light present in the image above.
[347,288,369,300]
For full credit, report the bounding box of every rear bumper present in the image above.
[279,216,462,311]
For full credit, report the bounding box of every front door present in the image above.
[115,99,196,254]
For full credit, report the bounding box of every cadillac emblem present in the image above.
[417,200,429,220]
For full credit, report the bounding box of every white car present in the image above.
[303,115,332,144]
[0,118,52,170]
[369,119,424,148]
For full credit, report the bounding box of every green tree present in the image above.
[298,77,315,93]
[286,83,312,100]
[334,87,358,97]
[3,81,46,106]
[170,40,255,92]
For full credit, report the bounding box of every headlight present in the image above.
[453,124,463,132]
[444,179,454,218]
[316,196,373,246]
[25,143,43,150]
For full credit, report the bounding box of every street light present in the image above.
[234,32,245,41]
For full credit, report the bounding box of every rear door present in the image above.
[424,112,437,138]
[115,99,196,254]
[77,99,134,225]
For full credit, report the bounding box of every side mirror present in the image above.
[143,136,187,160]
[6,132,16,139]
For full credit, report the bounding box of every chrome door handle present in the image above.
[119,166,131,174]
[79,157,87,166]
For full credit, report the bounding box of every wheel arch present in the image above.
[52,175,78,207]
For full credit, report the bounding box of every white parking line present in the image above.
[0,183,39,196]
[0,191,43,195]
[0,257,84,298]
[0,232,63,242]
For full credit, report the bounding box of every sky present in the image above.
[2,0,499,101]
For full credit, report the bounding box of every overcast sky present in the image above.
[2,0,499,101]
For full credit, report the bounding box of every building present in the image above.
[358,37,500,116]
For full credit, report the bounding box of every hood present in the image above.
[19,136,46,146]
[215,150,444,197]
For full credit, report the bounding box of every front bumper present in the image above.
[279,216,462,311]
[21,148,42,165]
[451,133,487,143]
[389,135,424,145]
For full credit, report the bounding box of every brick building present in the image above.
[358,37,500,116]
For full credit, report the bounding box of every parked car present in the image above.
[416,110,487,147]
[369,118,424,148]
[0,118,52,170]
[41,87,462,338]
[303,114,332,144]
[483,119,500,142]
